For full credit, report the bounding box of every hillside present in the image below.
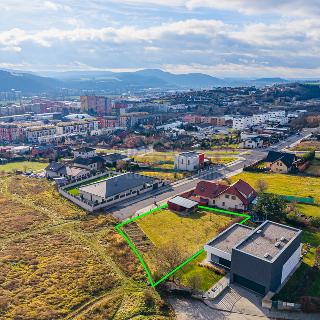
[0,173,174,320]
[0,70,61,93]
[0,68,296,93]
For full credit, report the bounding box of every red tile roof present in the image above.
[195,181,228,198]
[194,179,257,205]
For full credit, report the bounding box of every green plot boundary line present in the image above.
[115,204,250,287]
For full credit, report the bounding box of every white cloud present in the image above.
[114,0,320,17]
[1,1,320,77]
[0,19,227,47]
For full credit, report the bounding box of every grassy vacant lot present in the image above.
[296,204,320,218]
[0,161,48,173]
[0,173,173,320]
[275,230,320,302]
[230,172,320,203]
[137,209,232,256]
[133,152,176,164]
[138,170,185,181]
[133,208,233,290]
[210,156,237,164]
[291,141,320,151]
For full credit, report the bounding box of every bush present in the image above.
[310,217,320,228]
[300,151,316,162]
[198,262,226,276]
[286,211,307,228]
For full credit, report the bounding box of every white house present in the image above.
[25,126,57,143]
[56,119,99,135]
[232,116,253,130]
[253,114,269,125]
[73,147,96,159]
[240,137,264,149]
[193,179,257,211]
[174,151,204,172]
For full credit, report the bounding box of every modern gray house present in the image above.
[204,221,302,295]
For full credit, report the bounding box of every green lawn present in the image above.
[66,174,113,196]
[230,172,320,203]
[176,251,223,292]
[133,152,176,164]
[135,208,233,290]
[210,156,237,164]
[138,171,185,182]
[296,204,320,217]
[137,209,232,256]
[275,230,320,302]
[0,161,48,173]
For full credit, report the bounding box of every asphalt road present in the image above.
[109,130,312,221]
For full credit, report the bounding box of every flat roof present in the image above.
[206,224,253,254]
[168,196,198,209]
[179,151,200,157]
[235,221,301,261]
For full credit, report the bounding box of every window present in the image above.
[222,202,225,206]
[114,195,119,199]
[225,194,230,199]
[232,196,236,200]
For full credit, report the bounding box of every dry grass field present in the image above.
[0,173,174,320]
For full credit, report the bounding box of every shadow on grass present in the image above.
[274,262,320,303]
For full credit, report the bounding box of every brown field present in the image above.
[291,141,320,151]
[0,174,174,320]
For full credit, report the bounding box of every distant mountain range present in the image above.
[0,68,293,94]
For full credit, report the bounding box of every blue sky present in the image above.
[1,0,320,78]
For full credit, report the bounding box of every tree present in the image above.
[187,274,202,292]
[154,242,187,281]
[116,160,128,172]
[254,193,287,221]
[310,217,320,228]
[255,179,268,193]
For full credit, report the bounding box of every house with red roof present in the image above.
[192,179,257,211]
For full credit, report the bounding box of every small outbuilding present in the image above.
[168,196,198,213]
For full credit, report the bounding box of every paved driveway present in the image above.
[169,283,320,320]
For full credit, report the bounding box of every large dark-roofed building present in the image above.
[79,172,163,208]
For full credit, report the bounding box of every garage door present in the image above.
[233,274,266,295]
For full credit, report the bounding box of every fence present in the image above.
[280,195,315,204]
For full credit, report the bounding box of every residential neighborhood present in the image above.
[1,2,320,319]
